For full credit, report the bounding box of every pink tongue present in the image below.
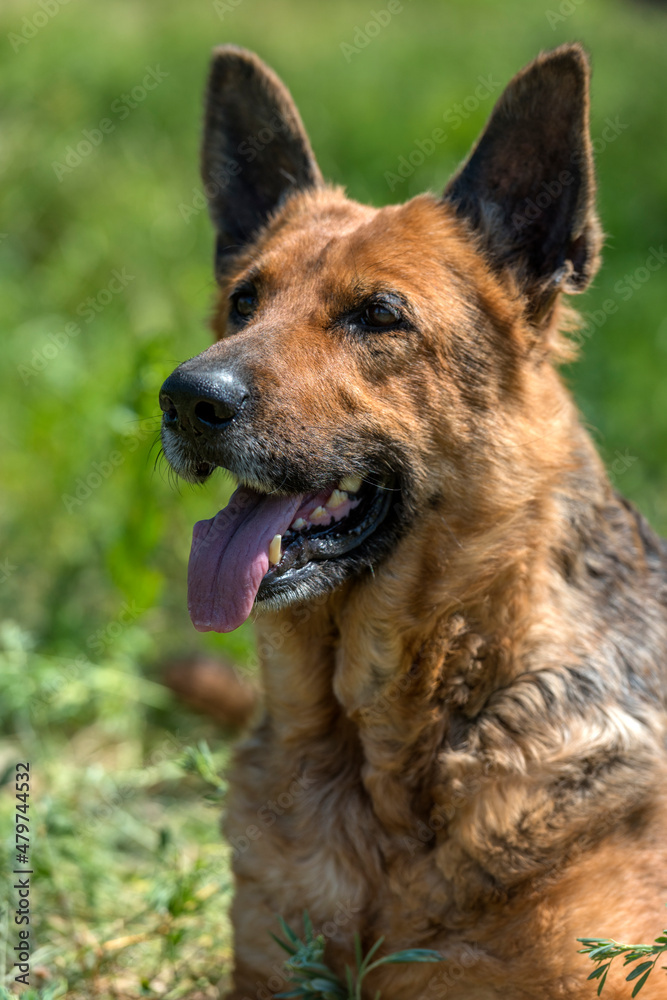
[188,486,304,633]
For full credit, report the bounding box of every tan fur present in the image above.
[161,44,667,999]
[215,187,667,999]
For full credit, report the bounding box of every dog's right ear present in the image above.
[444,44,601,324]
[202,46,323,276]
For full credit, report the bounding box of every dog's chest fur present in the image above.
[224,498,667,994]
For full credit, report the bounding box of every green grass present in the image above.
[1,0,667,995]
[0,624,235,998]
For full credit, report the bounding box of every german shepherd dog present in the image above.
[159,44,667,999]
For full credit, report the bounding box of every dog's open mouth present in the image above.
[187,473,394,632]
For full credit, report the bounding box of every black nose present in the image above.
[159,368,249,435]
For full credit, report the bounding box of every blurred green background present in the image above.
[0,0,666,996]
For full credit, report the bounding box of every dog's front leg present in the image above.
[223,875,300,999]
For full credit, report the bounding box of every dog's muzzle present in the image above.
[159,360,400,633]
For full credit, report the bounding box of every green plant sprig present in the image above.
[578,928,667,997]
[179,740,228,805]
[272,912,443,1000]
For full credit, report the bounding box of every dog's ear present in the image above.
[202,46,323,275]
[444,44,601,322]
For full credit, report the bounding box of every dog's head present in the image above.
[160,44,601,632]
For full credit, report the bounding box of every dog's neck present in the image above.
[255,407,662,836]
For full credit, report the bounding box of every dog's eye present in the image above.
[230,289,257,319]
[359,303,401,329]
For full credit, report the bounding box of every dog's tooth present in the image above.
[339,475,362,494]
[291,517,307,531]
[268,534,282,566]
[326,489,348,510]
[310,505,327,522]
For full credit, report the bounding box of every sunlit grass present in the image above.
[1,0,667,993]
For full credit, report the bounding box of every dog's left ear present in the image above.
[444,44,602,322]
[202,45,323,275]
